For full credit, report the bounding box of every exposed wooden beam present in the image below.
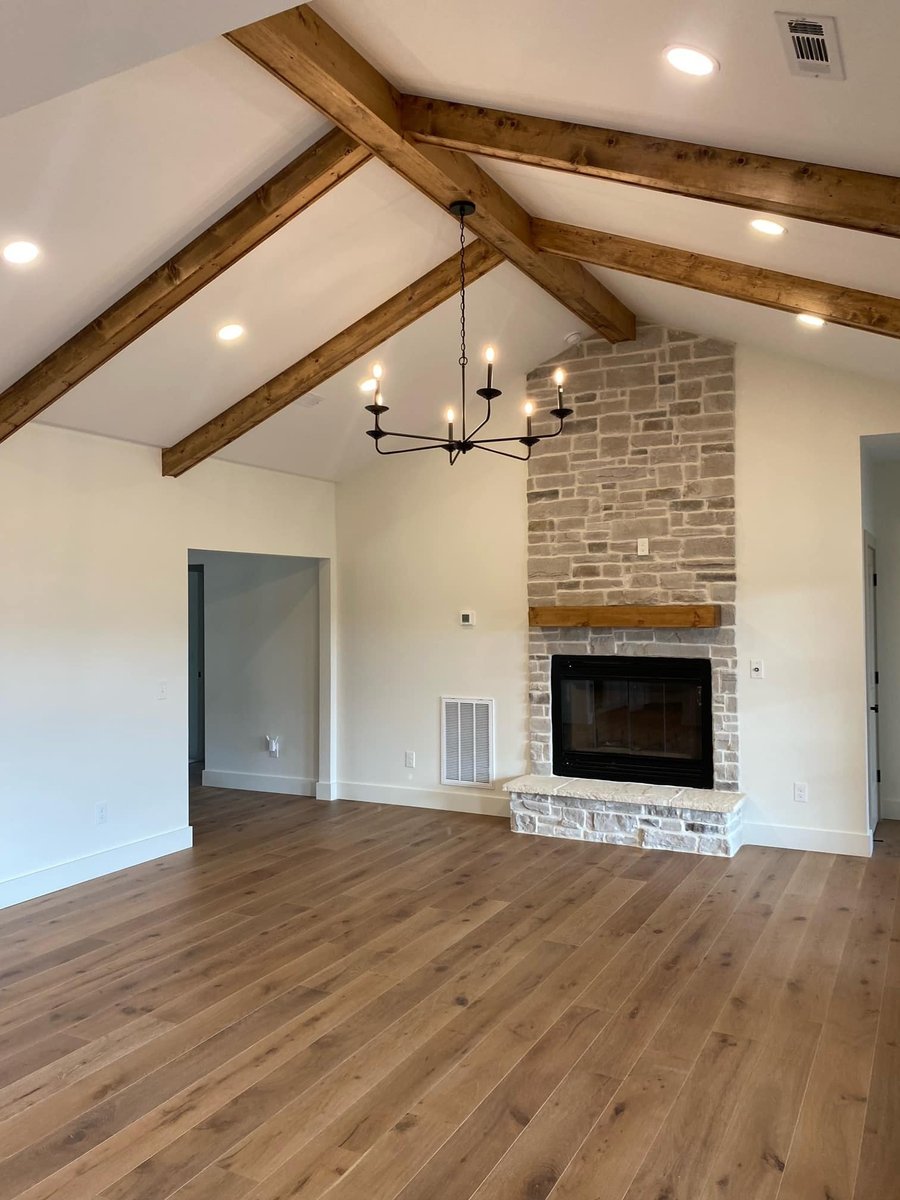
[226,7,635,342]
[401,95,900,239]
[0,128,370,442]
[533,219,900,339]
[161,239,503,476]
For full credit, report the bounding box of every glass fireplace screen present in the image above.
[551,655,713,787]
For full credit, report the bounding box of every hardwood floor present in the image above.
[0,789,897,1200]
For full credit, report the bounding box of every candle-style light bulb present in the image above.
[552,367,566,403]
[371,363,384,399]
[484,345,495,390]
[360,379,377,393]
[523,400,535,437]
[446,407,455,440]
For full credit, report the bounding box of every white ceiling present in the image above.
[0,0,291,119]
[315,0,900,173]
[0,0,897,480]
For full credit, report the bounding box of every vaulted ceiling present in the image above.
[1,0,898,481]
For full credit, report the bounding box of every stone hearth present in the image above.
[505,775,744,856]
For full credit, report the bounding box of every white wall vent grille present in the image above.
[441,697,494,788]
[775,13,845,79]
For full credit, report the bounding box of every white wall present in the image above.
[871,460,900,821]
[336,447,529,816]
[0,424,334,906]
[735,346,900,855]
[337,344,900,852]
[190,550,320,795]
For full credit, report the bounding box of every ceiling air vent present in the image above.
[441,697,494,788]
[775,12,845,79]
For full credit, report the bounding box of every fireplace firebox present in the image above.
[551,655,714,788]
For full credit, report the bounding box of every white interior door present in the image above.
[864,537,880,832]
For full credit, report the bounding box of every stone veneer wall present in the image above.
[526,323,738,789]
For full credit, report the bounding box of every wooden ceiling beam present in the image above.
[161,239,504,476]
[226,7,635,343]
[533,219,900,339]
[0,128,370,442]
[401,95,900,238]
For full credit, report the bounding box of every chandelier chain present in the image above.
[458,209,467,371]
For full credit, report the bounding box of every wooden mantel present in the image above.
[528,604,722,630]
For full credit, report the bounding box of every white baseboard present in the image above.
[316,781,338,801]
[879,798,900,822]
[743,821,873,858]
[337,780,509,818]
[0,826,193,910]
[201,769,315,797]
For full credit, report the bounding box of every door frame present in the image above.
[864,531,880,833]
[188,563,206,764]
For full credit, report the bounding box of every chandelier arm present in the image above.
[472,442,532,462]
[375,440,454,456]
[372,429,453,444]
[466,397,493,441]
[469,432,538,445]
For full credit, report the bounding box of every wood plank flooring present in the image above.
[0,787,897,1200]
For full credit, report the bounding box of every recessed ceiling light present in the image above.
[796,313,825,328]
[216,323,245,342]
[665,45,719,76]
[750,218,786,237]
[2,240,40,264]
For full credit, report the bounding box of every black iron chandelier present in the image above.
[361,200,572,463]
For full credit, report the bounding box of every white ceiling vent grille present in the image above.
[442,697,494,788]
[775,13,845,79]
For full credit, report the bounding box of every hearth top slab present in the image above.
[504,774,744,815]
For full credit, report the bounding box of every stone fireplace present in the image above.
[506,323,743,855]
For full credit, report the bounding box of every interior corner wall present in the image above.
[335,447,529,816]
[191,549,320,796]
[0,423,335,908]
[871,461,900,821]
[735,345,900,855]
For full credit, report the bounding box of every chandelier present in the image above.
[361,200,572,463]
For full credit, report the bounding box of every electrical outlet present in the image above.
[793,781,808,804]
[637,537,650,556]
[404,750,416,768]
[95,803,109,825]
[750,659,765,679]
[266,735,280,759]
[157,679,168,700]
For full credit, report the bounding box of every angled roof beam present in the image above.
[533,219,900,338]
[226,7,635,343]
[0,128,370,442]
[162,238,503,476]
[401,96,900,239]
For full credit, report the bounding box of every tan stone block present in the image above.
[676,357,734,380]
[606,364,656,388]
[701,454,736,478]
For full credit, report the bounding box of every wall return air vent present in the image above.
[441,697,494,788]
[775,12,845,79]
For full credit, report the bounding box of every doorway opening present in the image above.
[186,550,334,805]
[860,433,900,839]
